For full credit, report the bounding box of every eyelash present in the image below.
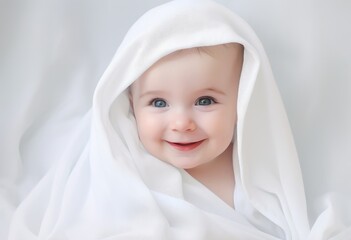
[150,98,168,108]
[195,96,217,106]
[149,96,217,108]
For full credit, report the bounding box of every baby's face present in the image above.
[130,44,243,170]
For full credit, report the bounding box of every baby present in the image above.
[130,44,243,208]
[7,1,314,239]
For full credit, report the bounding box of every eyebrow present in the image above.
[139,90,166,99]
[200,88,226,95]
[139,88,226,98]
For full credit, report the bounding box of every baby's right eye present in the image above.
[151,98,168,108]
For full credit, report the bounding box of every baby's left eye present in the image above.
[195,97,216,106]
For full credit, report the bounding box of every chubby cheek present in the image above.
[221,117,236,143]
[201,109,236,142]
[135,111,163,147]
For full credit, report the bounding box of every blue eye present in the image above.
[196,97,216,106]
[151,98,168,108]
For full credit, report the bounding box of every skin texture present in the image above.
[131,44,243,207]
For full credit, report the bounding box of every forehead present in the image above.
[151,44,241,70]
[131,44,242,93]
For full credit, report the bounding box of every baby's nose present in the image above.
[170,114,197,132]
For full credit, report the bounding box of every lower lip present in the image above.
[167,140,204,151]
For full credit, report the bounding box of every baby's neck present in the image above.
[186,144,235,208]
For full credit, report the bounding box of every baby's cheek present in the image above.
[214,112,236,139]
[136,115,160,140]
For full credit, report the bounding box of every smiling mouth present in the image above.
[166,140,205,151]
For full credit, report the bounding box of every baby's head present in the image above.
[130,43,243,170]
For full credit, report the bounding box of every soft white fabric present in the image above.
[1,0,349,239]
